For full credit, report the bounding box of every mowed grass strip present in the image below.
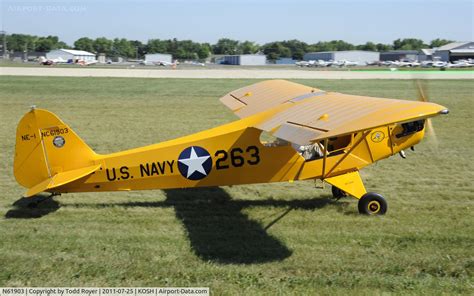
[0,77,472,294]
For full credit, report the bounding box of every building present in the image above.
[433,42,474,62]
[419,49,435,61]
[380,50,419,61]
[10,51,46,61]
[145,53,172,64]
[275,58,297,65]
[303,50,379,64]
[221,54,267,65]
[46,49,96,62]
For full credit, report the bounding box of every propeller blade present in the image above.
[426,118,439,147]
[414,80,439,147]
[415,80,428,102]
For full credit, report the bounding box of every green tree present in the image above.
[197,43,211,60]
[429,38,453,48]
[56,41,69,49]
[376,43,392,52]
[6,34,36,52]
[34,38,55,52]
[35,35,68,51]
[146,39,168,54]
[212,38,240,55]
[309,41,331,52]
[173,40,199,60]
[356,41,377,51]
[281,40,308,60]
[112,38,135,58]
[6,34,67,52]
[262,42,291,60]
[74,37,95,52]
[393,38,427,50]
[331,40,355,51]
[238,41,260,54]
[129,40,146,59]
[93,37,113,55]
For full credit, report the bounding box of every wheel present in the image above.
[358,192,387,215]
[331,185,347,199]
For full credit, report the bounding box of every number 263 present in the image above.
[214,146,260,169]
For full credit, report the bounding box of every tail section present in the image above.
[14,108,99,197]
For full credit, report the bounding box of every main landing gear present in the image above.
[358,192,387,215]
[331,185,388,215]
[325,171,388,216]
[331,185,347,200]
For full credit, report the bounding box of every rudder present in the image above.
[14,108,98,196]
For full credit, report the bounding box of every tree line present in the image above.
[3,33,454,61]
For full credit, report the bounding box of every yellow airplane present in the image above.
[14,80,448,215]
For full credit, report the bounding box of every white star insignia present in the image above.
[178,147,210,178]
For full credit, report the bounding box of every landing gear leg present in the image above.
[324,171,388,215]
[331,185,347,200]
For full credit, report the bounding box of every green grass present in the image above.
[0,77,473,295]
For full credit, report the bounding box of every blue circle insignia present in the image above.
[177,146,212,180]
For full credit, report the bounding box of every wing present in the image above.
[219,80,322,118]
[220,80,448,145]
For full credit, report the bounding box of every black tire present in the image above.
[331,186,347,199]
[358,192,387,215]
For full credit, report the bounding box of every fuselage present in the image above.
[58,111,424,194]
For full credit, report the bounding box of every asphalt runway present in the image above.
[1,67,473,79]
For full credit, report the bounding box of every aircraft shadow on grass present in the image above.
[163,187,297,264]
[118,187,341,264]
[5,187,345,264]
[5,195,60,219]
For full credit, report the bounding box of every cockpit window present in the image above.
[299,135,352,161]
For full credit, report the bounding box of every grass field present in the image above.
[0,77,472,295]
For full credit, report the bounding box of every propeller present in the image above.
[415,80,438,147]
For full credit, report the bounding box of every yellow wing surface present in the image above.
[220,80,448,145]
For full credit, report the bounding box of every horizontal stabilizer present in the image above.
[25,164,101,197]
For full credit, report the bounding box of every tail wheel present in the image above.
[358,192,387,215]
[331,185,347,199]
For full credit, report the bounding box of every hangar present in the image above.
[303,50,379,63]
[433,42,474,62]
[419,49,434,61]
[145,53,172,64]
[46,49,96,62]
[222,54,267,65]
[380,50,419,61]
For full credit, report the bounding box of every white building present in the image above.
[145,53,172,64]
[46,49,96,62]
[222,54,267,65]
[304,50,379,64]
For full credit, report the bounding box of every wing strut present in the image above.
[325,130,372,177]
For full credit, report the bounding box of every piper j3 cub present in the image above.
[14,80,448,215]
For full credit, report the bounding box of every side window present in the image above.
[327,135,351,155]
[259,131,290,147]
[299,135,352,162]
